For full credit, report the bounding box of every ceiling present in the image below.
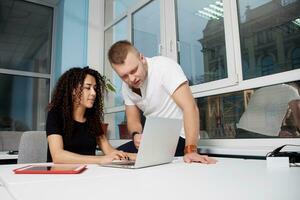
[0,0,53,71]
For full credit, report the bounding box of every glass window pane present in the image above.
[0,0,53,73]
[104,111,128,139]
[0,74,50,131]
[104,18,128,108]
[197,81,300,139]
[132,0,160,57]
[105,0,139,26]
[175,0,228,85]
[237,0,300,79]
[292,47,300,68]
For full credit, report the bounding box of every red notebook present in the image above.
[13,164,87,174]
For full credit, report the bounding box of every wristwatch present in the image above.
[184,145,197,154]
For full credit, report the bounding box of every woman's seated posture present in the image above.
[46,66,135,164]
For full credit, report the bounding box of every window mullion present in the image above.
[229,0,244,83]
[223,0,238,84]
[162,0,177,60]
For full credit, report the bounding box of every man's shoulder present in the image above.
[149,56,179,71]
[149,56,175,63]
[148,56,183,78]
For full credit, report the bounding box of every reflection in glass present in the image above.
[0,0,53,73]
[261,55,274,75]
[104,0,139,25]
[0,74,50,131]
[197,81,300,139]
[132,0,160,57]
[237,0,300,79]
[175,0,228,85]
[104,18,128,108]
[292,47,300,68]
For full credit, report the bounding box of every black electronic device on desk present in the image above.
[0,151,18,164]
[267,145,300,164]
[7,150,19,155]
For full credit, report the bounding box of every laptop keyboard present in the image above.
[111,160,135,166]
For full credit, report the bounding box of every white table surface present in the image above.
[0,157,299,200]
[0,151,18,160]
[0,186,14,200]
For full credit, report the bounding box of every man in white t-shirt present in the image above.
[108,40,216,164]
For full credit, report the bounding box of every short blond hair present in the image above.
[108,40,139,65]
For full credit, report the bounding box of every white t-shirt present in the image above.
[122,56,187,137]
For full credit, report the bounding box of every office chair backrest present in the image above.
[0,131,23,151]
[18,131,47,164]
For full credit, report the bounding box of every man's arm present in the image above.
[172,82,199,147]
[171,81,216,164]
[125,105,143,148]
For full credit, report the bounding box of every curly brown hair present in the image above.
[48,66,105,138]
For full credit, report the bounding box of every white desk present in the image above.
[0,158,299,200]
[0,186,14,200]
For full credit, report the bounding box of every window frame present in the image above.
[0,0,57,130]
[88,0,300,155]
[167,0,241,93]
[101,0,157,113]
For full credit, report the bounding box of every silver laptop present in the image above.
[101,117,182,169]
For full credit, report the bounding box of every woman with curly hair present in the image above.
[46,66,134,164]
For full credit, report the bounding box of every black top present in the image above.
[46,108,97,162]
